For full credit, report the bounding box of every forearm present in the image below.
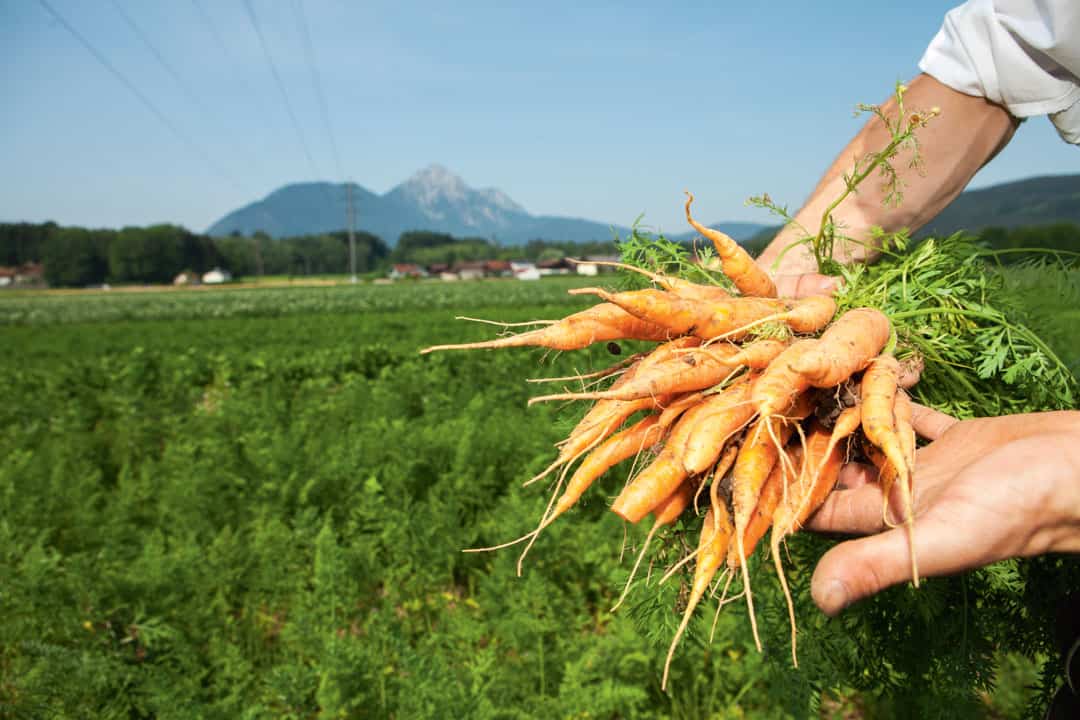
[1038,413,1080,555]
[757,73,1018,275]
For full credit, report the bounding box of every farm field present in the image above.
[1,271,1076,718]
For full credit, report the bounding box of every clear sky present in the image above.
[2,1,1076,236]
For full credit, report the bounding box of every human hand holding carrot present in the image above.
[754,249,841,300]
[805,407,1080,616]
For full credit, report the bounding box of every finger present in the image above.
[909,402,958,440]
[811,505,989,616]
[897,355,923,389]
[836,461,875,490]
[773,273,843,299]
[803,480,886,535]
[811,527,913,616]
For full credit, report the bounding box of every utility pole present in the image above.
[347,181,357,283]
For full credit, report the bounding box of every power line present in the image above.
[110,0,262,173]
[189,0,271,120]
[291,0,356,279]
[189,0,236,68]
[292,0,343,182]
[36,0,244,193]
[242,0,324,186]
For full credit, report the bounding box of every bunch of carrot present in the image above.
[421,193,921,688]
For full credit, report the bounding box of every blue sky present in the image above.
[2,1,1076,236]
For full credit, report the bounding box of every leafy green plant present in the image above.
[610,83,1078,718]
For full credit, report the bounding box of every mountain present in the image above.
[207,167,1080,246]
[206,165,767,244]
[920,173,1080,236]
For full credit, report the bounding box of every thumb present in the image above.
[810,527,915,616]
[909,402,958,441]
[773,273,843,299]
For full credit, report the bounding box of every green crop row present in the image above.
[2,268,1075,718]
[0,277,597,327]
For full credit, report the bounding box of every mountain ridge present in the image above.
[206,166,1080,246]
[206,164,768,245]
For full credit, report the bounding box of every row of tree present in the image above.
[388,230,619,267]
[0,222,390,287]
[3,221,1077,288]
[0,223,626,287]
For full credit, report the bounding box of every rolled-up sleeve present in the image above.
[918,0,1080,144]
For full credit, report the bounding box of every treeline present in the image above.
[4,221,1076,287]
[976,223,1080,262]
[0,222,623,287]
[388,230,618,266]
[0,222,388,287]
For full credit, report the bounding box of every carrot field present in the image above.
[2,271,1077,718]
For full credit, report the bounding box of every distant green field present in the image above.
[1,268,1075,718]
[0,276,598,326]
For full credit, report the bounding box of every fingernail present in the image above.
[819,276,842,293]
[820,579,849,616]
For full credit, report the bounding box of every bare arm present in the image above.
[757,73,1019,278]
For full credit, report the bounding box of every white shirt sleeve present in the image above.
[918,0,1080,144]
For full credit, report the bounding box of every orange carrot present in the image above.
[657,391,707,429]
[792,308,891,388]
[562,337,699,443]
[894,390,916,488]
[551,396,661,471]
[569,287,788,342]
[860,354,918,586]
[612,479,697,612]
[567,287,701,335]
[568,259,733,302]
[529,344,741,405]
[552,414,664,521]
[710,294,837,340]
[726,391,813,651]
[608,395,720,523]
[684,191,777,298]
[782,295,838,334]
[680,381,757,476]
[892,388,919,585]
[420,302,673,353]
[817,404,862,480]
[529,339,788,406]
[729,391,815,566]
[751,339,818,417]
[661,500,734,690]
[736,452,789,564]
[725,338,791,370]
[770,420,844,667]
[862,441,899,525]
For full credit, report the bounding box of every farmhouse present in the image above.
[572,254,620,276]
[202,268,232,284]
[510,261,540,281]
[536,257,573,276]
[452,261,486,281]
[389,263,426,280]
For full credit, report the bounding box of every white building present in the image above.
[202,268,233,284]
[510,261,541,281]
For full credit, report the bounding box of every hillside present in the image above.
[206,165,767,245]
[206,168,1079,247]
[920,173,1080,236]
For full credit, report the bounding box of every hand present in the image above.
[754,241,842,300]
[805,407,1080,616]
[772,272,841,299]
